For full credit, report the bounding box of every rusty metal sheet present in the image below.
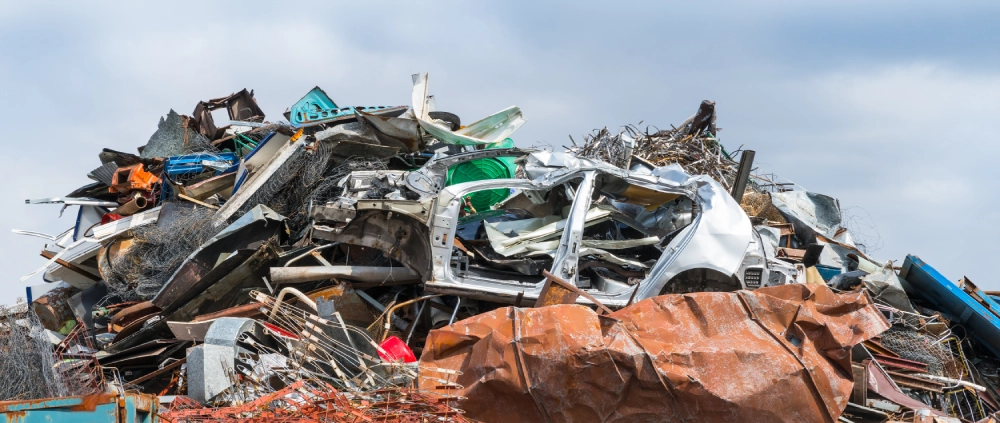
[873,353,929,373]
[419,284,890,423]
[533,274,579,308]
[191,302,264,322]
[110,301,160,332]
[864,359,948,416]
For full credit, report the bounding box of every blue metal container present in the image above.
[0,392,158,423]
[814,264,842,281]
[901,254,1000,359]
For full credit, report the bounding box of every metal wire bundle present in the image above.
[249,291,413,393]
[0,303,67,400]
[739,190,787,224]
[100,206,221,300]
[568,124,741,190]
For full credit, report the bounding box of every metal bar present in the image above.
[872,354,929,373]
[177,193,219,210]
[269,266,419,284]
[115,194,149,216]
[39,250,100,281]
[405,301,428,345]
[884,370,945,393]
[128,358,186,385]
[914,374,987,392]
[625,284,640,307]
[448,297,462,326]
[268,287,318,319]
[730,150,755,202]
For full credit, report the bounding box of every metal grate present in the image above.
[744,268,763,289]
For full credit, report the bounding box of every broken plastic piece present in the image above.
[378,336,417,363]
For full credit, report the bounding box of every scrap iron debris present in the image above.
[3,72,1000,423]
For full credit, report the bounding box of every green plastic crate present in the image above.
[446,138,516,212]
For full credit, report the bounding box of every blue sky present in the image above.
[1,1,998,304]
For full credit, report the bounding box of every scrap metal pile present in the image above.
[4,73,1000,423]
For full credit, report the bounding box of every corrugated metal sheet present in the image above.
[420,284,890,423]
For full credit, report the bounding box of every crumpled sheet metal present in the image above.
[770,190,842,242]
[419,284,890,423]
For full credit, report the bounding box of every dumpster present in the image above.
[0,392,158,423]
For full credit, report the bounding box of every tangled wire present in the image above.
[568,124,741,190]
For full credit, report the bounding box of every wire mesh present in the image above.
[100,206,221,300]
[0,302,67,400]
[881,327,963,378]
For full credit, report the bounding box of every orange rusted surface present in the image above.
[419,284,890,423]
[159,380,473,423]
[111,301,160,331]
[69,393,117,412]
[2,410,25,421]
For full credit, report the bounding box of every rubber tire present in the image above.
[429,111,461,131]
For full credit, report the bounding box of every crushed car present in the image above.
[304,147,800,308]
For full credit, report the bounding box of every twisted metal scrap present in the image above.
[161,380,474,423]
[99,140,392,301]
[53,323,105,397]
[229,139,387,241]
[568,124,740,190]
[161,292,471,422]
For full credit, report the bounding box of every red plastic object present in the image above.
[262,322,299,340]
[100,213,123,225]
[378,336,417,363]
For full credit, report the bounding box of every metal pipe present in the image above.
[913,374,987,392]
[382,294,442,342]
[404,301,428,345]
[115,194,149,216]
[269,266,419,284]
[268,287,318,319]
[448,297,462,326]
